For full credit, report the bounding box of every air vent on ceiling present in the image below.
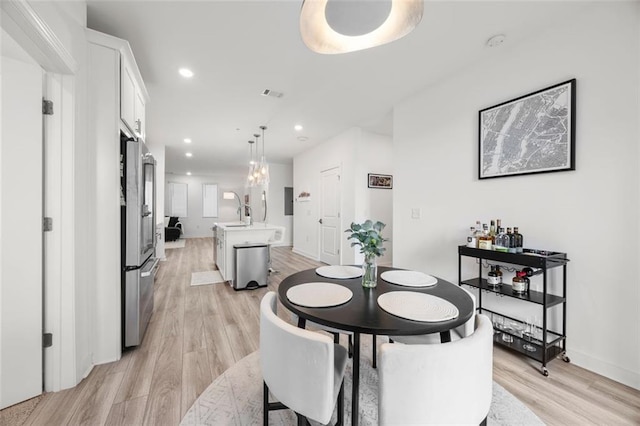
[261,89,284,98]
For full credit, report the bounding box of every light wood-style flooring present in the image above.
[13,238,640,425]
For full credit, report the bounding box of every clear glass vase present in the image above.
[362,254,378,288]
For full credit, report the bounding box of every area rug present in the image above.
[181,336,544,426]
[191,271,225,286]
[165,239,186,249]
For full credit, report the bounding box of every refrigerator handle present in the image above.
[141,258,160,278]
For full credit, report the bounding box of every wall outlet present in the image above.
[411,208,421,219]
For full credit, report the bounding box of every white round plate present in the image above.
[316,265,363,279]
[287,282,353,308]
[377,291,459,322]
[380,270,438,287]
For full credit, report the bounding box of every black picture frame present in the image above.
[478,79,576,180]
[368,173,393,189]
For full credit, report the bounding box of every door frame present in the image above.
[2,0,78,392]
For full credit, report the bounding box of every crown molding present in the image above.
[1,0,76,73]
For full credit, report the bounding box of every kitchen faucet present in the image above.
[240,204,253,225]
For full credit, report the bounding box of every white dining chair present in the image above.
[260,291,347,425]
[378,313,493,426]
[389,285,476,344]
[289,312,381,367]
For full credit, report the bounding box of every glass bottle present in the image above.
[512,271,528,294]
[467,226,477,248]
[489,220,496,244]
[495,227,508,252]
[487,265,500,287]
[514,227,523,253]
[522,267,542,277]
[506,228,516,253]
[473,221,484,248]
[478,224,492,250]
[495,265,503,284]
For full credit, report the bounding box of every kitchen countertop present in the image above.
[214,222,283,231]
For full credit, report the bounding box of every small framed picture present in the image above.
[368,173,393,189]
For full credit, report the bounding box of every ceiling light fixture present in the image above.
[486,34,506,48]
[186,172,192,176]
[184,138,192,144]
[256,125,270,187]
[185,152,193,157]
[247,134,260,187]
[179,68,194,78]
[246,139,256,187]
[300,0,423,54]
[294,124,303,131]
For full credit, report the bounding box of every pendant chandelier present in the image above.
[256,125,270,186]
[246,126,270,187]
[246,138,256,187]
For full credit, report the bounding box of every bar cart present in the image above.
[458,245,570,376]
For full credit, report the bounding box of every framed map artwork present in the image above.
[479,79,576,179]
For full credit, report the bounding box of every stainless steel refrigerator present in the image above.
[121,131,158,348]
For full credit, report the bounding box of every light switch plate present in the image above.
[411,208,421,219]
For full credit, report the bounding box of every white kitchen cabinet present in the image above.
[121,54,146,139]
[134,89,146,138]
[216,234,226,278]
[86,28,150,361]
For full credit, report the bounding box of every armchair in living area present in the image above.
[164,216,183,242]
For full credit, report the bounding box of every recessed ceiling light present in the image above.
[179,68,194,78]
[186,172,192,176]
[294,124,303,131]
[297,136,309,142]
[185,152,193,157]
[184,138,192,144]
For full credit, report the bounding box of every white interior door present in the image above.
[0,55,44,409]
[319,167,341,265]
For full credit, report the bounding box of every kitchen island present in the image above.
[213,222,285,285]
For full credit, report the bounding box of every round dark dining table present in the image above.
[277,266,475,426]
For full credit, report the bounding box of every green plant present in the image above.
[345,220,387,257]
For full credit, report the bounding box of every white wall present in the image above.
[165,172,246,238]
[393,2,639,389]
[355,132,393,266]
[293,127,393,265]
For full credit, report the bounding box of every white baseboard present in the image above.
[569,349,640,390]
[292,247,319,262]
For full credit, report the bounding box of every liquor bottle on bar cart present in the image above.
[478,224,492,250]
[494,227,509,252]
[513,227,523,253]
[512,271,529,295]
[506,228,516,253]
[467,226,477,248]
[489,220,496,244]
[487,265,500,287]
